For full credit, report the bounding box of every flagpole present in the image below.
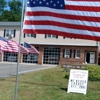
[96,41,99,65]
[14,0,25,100]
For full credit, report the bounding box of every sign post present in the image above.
[67,69,88,95]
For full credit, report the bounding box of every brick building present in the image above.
[0,22,99,66]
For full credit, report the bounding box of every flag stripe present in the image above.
[24,16,100,27]
[65,5,100,12]
[24,20,100,32]
[23,25,100,37]
[65,1,100,7]
[23,29,100,41]
[26,7,100,17]
[67,0,100,1]
[26,11,100,22]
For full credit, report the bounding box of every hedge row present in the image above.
[65,65,100,81]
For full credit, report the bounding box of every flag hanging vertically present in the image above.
[23,0,100,41]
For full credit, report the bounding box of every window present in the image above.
[22,46,39,64]
[3,52,17,62]
[75,50,81,58]
[63,37,76,39]
[63,36,72,39]
[4,29,16,38]
[24,34,36,38]
[23,53,38,63]
[43,47,60,65]
[63,49,72,58]
[45,34,58,38]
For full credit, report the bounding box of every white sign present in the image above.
[67,69,88,95]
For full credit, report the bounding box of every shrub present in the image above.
[83,65,100,81]
[64,65,100,81]
[64,72,70,79]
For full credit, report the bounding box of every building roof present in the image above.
[0,22,21,27]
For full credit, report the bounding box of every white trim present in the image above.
[21,42,97,46]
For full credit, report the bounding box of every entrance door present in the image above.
[85,52,95,64]
[90,52,95,63]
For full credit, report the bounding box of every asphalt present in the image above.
[0,62,57,78]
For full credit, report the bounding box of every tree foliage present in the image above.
[0,0,7,14]
[0,0,22,21]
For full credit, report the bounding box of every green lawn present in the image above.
[0,66,100,100]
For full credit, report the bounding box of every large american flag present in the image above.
[24,42,40,54]
[23,0,100,41]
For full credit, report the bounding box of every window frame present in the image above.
[75,49,81,59]
[24,33,36,38]
[64,49,71,58]
[63,36,72,39]
[4,29,15,38]
[45,34,58,38]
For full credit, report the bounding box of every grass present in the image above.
[0,66,100,100]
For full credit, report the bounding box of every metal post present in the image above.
[14,0,25,100]
[96,41,100,65]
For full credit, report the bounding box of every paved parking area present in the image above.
[0,62,57,78]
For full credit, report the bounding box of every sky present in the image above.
[5,0,23,10]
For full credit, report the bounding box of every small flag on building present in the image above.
[0,36,28,54]
[24,42,40,54]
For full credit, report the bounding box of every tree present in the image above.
[0,0,7,14]
[8,0,22,21]
[0,10,10,21]
[0,0,22,21]
[9,0,22,14]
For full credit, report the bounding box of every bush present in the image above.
[64,65,100,81]
[64,72,70,79]
[83,65,100,81]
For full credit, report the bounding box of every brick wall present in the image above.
[36,45,98,66]
[0,45,98,66]
[38,46,43,65]
[59,46,98,66]
[0,54,2,62]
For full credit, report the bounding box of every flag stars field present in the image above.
[27,0,64,9]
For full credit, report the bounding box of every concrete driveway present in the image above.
[0,62,57,78]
